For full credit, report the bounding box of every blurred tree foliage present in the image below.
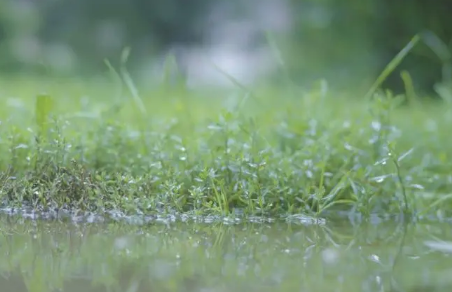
[0,0,450,93]
[281,0,377,88]
[284,0,451,94]
[0,0,211,74]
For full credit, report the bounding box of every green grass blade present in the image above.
[265,31,296,90]
[35,93,54,135]
[212,62,270,110]
[104,58,124,103]
[401,70,417,104]
[162,52,185,88]
[365,34,421,100]
[119,47,147,115]
[418,193,452,217]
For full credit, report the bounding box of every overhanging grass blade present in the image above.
[212,62,270,110]
[104,58,124,103]
[119,47,147,115]
[162,52,184,88]
[420,30,452,84]
[365,34,421,100]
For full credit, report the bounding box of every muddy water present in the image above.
[0,214,451,292]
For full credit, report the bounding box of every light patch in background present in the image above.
[44,43,76,73]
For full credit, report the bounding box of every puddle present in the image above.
[0,214,451,292]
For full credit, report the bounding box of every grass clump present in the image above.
[0,76,451,222]
[1,31,452,221]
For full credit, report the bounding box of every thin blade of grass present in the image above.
[211,62,270,110]
[418,193,452,216]
[365,34,421,100]
[400,71,417,104]
[320,199,357,212]
[420,30,452,84]
[265,31,298,96]
[397,148,414,163]
[119,47,147,115]
[104,58,124,103]
[162,52,185,88]
[35,93,54,136]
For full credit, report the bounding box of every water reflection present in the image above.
[0,214,451,292]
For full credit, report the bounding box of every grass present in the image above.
[1,33,452,222]
[0,75,451,222]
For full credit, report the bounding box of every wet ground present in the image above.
[0,213,451,292]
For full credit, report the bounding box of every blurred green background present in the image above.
[0,0,450,94]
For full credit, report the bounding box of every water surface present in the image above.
[0,214,451,292]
